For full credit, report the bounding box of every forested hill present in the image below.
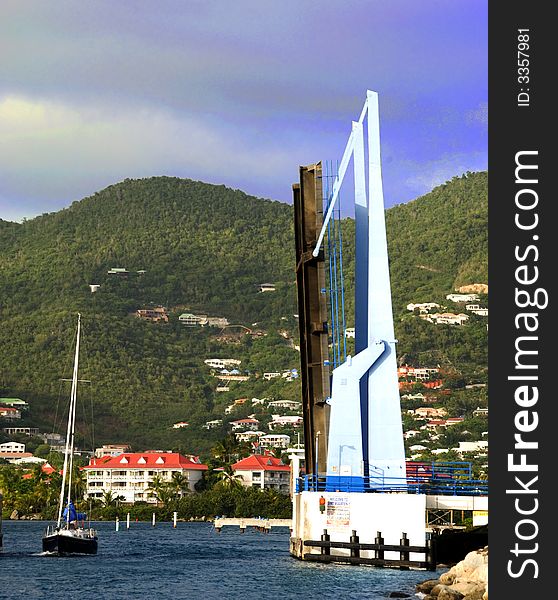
[0,172,487,450]
[0,178,295,323]
[386,171,488,305]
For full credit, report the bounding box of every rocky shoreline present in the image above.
[416,546,488,600]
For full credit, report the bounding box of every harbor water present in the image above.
[0,520,440,599]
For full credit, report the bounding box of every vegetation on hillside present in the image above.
[0,172,487,451]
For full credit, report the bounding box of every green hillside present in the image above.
[0,172,487,452]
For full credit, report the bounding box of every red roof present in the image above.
[22,462,58,479]
[232,454,290,472]
[83,452,208,470]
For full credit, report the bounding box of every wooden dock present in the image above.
[213,517,292,532]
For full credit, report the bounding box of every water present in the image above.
[0,521,439,599]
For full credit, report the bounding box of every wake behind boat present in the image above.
[42,314,98,555]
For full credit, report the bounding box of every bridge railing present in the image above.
[297,462,487,496]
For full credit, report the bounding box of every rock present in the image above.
[451,582,484,597]
[416,580,440,593]
[439,571,456,585]
[430,584,450,596]
[463,591,485,600]
[438,589,464,600]
[10,509,19,520]
[388,593,411,598]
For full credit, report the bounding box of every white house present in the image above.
[179,313,207,326]
[406,303,441,313]
[258,283,276,293]
[267,399,302,411]
[446,293,479,303]
[94,444,131,458]
[424,313,469,326]
[172,421,189,429]
[232,454,290,493]
[465,304,489,316]
[204,358,242,370]
[235,430,265,443]
[230,418,260,431]
[259,434,291,449]
[454,441,488,454]
[345,327,355,338]
[0,441,25,454]
[203,419,223,429]
[268,415,304,430]
[263,372,281,380]
[83,452,208,503]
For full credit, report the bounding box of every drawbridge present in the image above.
[290,91,487,565]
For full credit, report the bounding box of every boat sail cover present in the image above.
[62,501,87,522]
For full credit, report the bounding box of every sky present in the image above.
[0,0,487,222]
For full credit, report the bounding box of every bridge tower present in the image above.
[290,90,426,562]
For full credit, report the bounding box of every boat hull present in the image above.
[42,532,98,555]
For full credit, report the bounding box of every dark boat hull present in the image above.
[42,532,98,555]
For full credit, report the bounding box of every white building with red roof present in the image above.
[232,454,290,494]
[83,451,208,503]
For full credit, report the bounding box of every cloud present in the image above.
[0,94,323,219]
[466,102,488,126]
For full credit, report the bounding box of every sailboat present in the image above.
[43,313,98,555]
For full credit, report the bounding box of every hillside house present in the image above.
[206,317,230,327]
[179,313,207,326]
[454,441,488,454]
[259,434,291,449]
[84,452,208,503]
[89,284,101,293]
[403,430,422,439]
[423,418,462,431]
[413,407,447,419]
[235,430,265,443]
[232,454,290,493]
[406,303,441,313]
[345,327,355,338]
[0,398,29,410]
[422,313,469,326]
[204,358,242,369]
[268,399,302,411]
[268,415,303,430]
[0,441,26,454]
[230,418,260,431]
[203,419,223,429]
[258,283,276,293]
[397,366,440,381]
[107,267,129,277]
[2,427,39,436]
[263,372,281,380]
[94,444,131,458]
[0,407,21,420]
[465,304,489,316]
[136,307,169,322]
[473,407,488,417]
[172,422,189,429]
[446,293,479,303]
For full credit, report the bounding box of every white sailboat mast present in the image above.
[56,314,81,528]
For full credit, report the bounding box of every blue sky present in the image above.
[0,0,487,222]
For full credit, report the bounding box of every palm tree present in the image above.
[215,465,244,490]
[171,472,190,497]
[101,489,125,507]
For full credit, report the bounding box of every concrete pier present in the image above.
[213,518,292,532]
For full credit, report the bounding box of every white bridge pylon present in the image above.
[314,91,406,489]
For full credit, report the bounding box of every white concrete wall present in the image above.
[292,491,426,561]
